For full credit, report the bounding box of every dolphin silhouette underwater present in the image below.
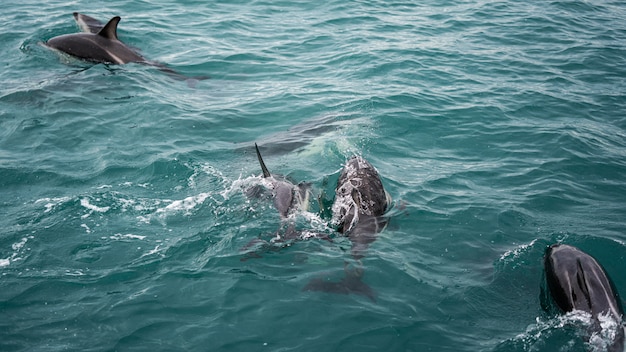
[45,13,207,80]
[304,155,391,301]
[542,243,625,351]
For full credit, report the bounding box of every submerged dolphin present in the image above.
[254,143,311,219]
[543,244,625,351]
[45,13,207,80]
[304,156,390,300]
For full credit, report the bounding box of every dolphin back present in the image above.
[544,244,625,351]
[544,244,623,317]
[332,156,388,234]
[252,143,313,218]
[46,14,144,64]
[73,12,104,33]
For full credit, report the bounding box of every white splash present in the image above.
[1,237,30,267]
[588,312,625,352]
[110,233,147,240]
[80,198,110,213]
[35,196,71,213]
[220,174,263,201]
[139,244,163,258]
[156,192,210,215]
[499,238,538,262]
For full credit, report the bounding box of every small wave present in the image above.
[156,193,211,215]
[80,197,111,215]
[499,239,538,262]
[1,236,31,268]
[109,233,147,241]
[508,311,623,352]
[35,196,72,213]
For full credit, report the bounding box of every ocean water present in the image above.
[1,0,626,351]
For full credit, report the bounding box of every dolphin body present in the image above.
[46,13,207,81]
[47,13,148,65]
[254,143,311,219]
[304,156,390,301]
[239,144,313,260]
[543,244,625,352]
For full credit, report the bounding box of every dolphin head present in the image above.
[544,244,624,318]
[332,155,389,234]
[544,244,625,351]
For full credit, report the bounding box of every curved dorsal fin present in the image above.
[97,16,121,40]
[255,143,271,178]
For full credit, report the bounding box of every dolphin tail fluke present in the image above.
[255,143,272,178]
[303,268,376,302]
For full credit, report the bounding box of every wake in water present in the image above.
[499,311,625,352]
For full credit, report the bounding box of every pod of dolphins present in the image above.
[253,144,625,350]
[43,12,624,351]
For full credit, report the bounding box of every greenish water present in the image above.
[1,0,626,351]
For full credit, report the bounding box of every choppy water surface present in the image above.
[1,0,626,351]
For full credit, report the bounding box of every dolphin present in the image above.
[304,155,390,300]
[254,143,311,219]
[73,12,107,34]
[239,144,314,260]
[45,13,208,81]
[331,155,390,259]
[46,13,146,65]
[543,243,625,351]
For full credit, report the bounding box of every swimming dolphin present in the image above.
[543,244,625,351]
[304,156,390,300]
[239,144,314,260]
[46,13,145,64]
[73,12,107,34]
[331,155,390,259]
[254,143,311,219]
[45,13,208,80]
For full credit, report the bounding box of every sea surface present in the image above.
[1,0,626,351]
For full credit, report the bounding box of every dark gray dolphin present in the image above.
[254,143,311,219]
[239,144,315,261]
[45,13,208,81]
[304,155,390,301]
[331,155,390,259]
[46,14,144,65]
[73,12,106,34]
[543,244,625,351]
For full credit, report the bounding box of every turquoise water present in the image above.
[2,0,626,351]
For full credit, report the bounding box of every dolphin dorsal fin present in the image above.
[97,16,121,40]
[255,143,271,178]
